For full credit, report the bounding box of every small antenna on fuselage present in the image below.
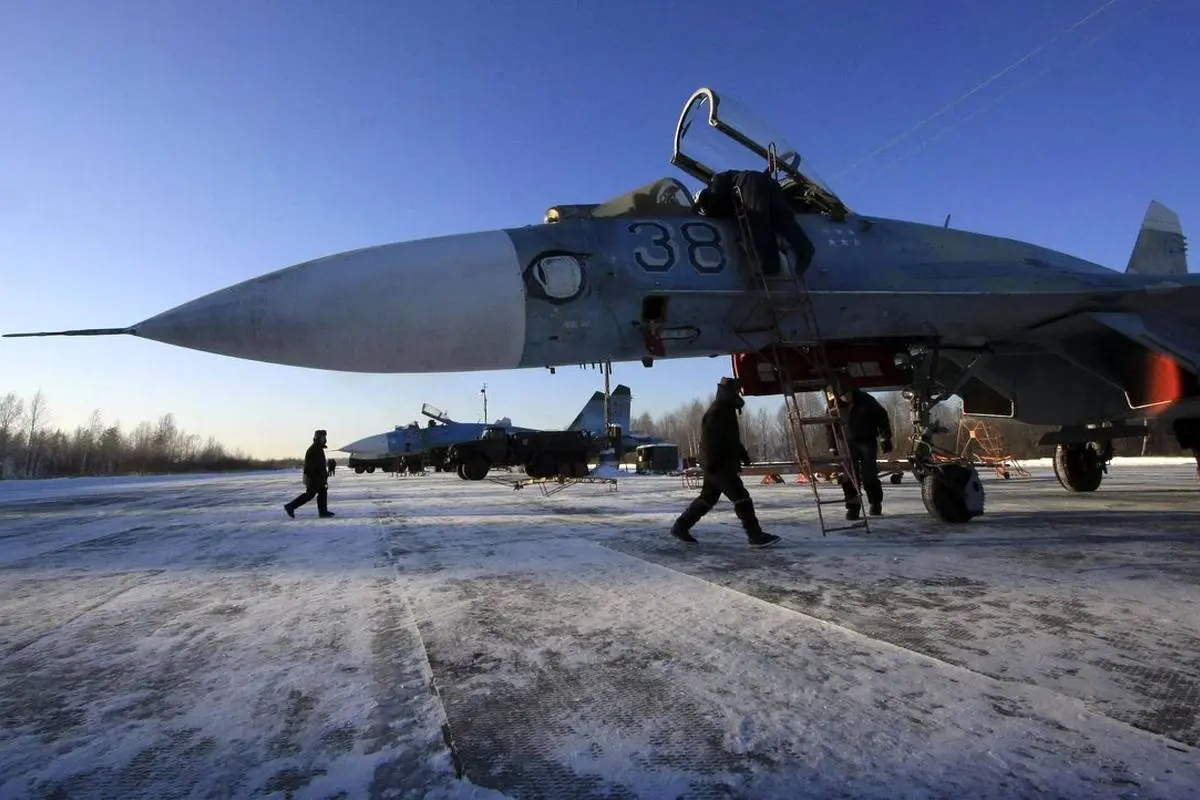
[943,214,952,228]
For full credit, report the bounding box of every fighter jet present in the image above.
[8,86,1198,523]
[340,386,637,473]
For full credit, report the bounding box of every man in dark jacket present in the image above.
[284,429,335,518]
[695,169,815,277]
[670,377,781,548]
[827,388,893,519]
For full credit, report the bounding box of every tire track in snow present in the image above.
[367,490,477,797]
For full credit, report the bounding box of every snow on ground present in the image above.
[0,460,1198,798]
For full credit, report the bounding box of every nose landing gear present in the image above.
[901,344,986,524]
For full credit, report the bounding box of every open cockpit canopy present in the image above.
[671,87,850,219]
[421,403,451,423]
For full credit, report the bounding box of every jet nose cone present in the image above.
[134,230,528,372]
[339,433,389,454]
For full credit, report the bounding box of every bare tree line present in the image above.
[0,390,300,479]
[631,389,1190,462]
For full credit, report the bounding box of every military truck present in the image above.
[348,453,426,475]
[447,426,595,481]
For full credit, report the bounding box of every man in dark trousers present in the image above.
[670,377,781,548]
[827,388,893,519]
[695,169,815,277]
[284,429,335,518]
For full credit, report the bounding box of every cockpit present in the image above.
[670,87,849,220]
[544,87,850,225]
[589,177,696,219]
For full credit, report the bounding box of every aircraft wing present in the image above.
[943,298,1200,424]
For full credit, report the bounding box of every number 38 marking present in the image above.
[626,221,726,274]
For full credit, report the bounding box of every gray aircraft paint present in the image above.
[7,86,1199,434]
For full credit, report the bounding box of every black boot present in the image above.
[284,503,295,519]
[670,498,708,543]
[845,504,861,521]
[733,498,780,548]
[869,502,882,516]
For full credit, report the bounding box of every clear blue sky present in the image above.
[1,0,1195,458]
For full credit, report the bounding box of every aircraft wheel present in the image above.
[1053,443,1104,492]
[366,466,375,474]
[889,472,903,485]
[455,463,467,480]
[525,451,557,479]
[354,467,364,475]
[921,464,985,524]
[460,455,489,481]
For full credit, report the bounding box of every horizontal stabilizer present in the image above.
[1126,200,1188,276]
[3,327,133,338]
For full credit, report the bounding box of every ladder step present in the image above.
[824,521,870,533]
[793,415,840,426]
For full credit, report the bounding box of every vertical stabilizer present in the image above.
[565,385,634,434]
[565,391,606,433]
[1126,200,1188,275]
[609,385,633,432]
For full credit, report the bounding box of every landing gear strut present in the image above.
[901,344,985,524]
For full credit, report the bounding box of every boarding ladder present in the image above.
[731,177,869,537]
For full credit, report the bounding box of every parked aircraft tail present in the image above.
[1125,200,1188,276]
[566,384,632,434]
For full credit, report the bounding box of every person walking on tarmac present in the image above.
[826,387,893,519]
[695,168,815,277]
[284,429,335,518]
[670,377,781,548]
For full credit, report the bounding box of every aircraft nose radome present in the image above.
[132,231,528,373]
[339,433,388,453]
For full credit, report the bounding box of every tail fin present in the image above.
[564,385,634,434]
[1126,200,1188,276]
[565,391,606,433]
[609,385,632,432]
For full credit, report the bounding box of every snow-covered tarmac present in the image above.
[1,459,1198,799]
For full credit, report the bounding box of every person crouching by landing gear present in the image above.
[827,387,893,519]
[670,377,781,548]
[284,429,335,518]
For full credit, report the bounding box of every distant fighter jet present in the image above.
[8,86,1198,523]
[340,386,642,471]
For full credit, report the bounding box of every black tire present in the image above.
[566,453,589,477]
[1053,443,1104,492]
[921,464,983,524]
[525,451,557,479]
[354,467,364,475]
[460,454,489,481]
[366,466,375,474]
[456,463,467,480]
[889,472,903,485]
